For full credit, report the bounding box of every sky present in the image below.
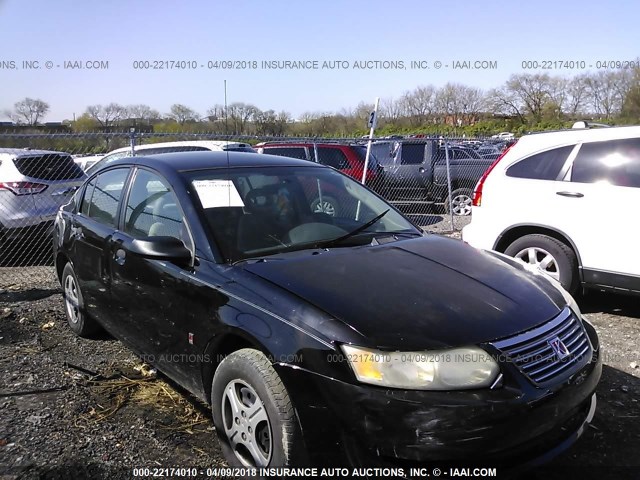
[1,0,638,122]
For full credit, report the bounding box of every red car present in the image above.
[255,142,380,182]
[254,142,382,216]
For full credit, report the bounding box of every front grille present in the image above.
[491,308,592,386]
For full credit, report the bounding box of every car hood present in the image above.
[241,236,566,350]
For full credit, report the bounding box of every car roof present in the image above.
[0,148,72,157]
[100,150,318,172]
[517,125,640,147]
[255,142,356,147]
[105,140,253,155]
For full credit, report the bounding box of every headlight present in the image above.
[341,345,499,390]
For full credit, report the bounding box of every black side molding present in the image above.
[583,268,640,295]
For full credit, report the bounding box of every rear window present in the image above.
[223,145,255,152]
[317,147,350,169]
[506,145,574,180]
[136,146,210,155]
[13,154,85,180]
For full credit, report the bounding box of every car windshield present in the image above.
[185,166,419,262]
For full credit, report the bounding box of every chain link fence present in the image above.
[0,131,511,287]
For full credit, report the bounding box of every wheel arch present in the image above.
[201,331,268,405]
[55,252,70,281]
[494,224,583,274]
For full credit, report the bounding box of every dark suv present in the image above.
[370,139,494,215]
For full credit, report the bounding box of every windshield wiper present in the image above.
[317,209,390,249]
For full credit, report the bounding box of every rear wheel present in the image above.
[444,188,473,216]
[504,234,579,294]
[61,263,102,337]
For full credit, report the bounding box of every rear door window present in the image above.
[13,154,85,180]
[317,148,350,169]
[571,138,640,188]
[400,143,426,165]
[263,147,308,160]
[506,145,574,180]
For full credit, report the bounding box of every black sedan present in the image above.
[53,151,601,468]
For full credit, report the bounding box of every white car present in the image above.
[491,132,515,140]
[86,140,255,174]
[73,154,104,171]
[463,124,640,295]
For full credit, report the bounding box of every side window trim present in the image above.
[559,143,581,181]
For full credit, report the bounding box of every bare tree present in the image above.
[565,74,590,117]
[486,86,527,124]
[379,97,403,122]
[127,104,161,123]
[86,103,128,128]
[435,83,485,126]
[168,104,199,125]
[583,71,631,119]
[226,102,258,134]
[547,77,571,119]
[505,73,552,122]
[4,98,50,125]
[401,85,436,125]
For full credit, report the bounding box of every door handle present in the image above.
[114,249,126,266]
[418,167,425,173]
[556,191,584,198]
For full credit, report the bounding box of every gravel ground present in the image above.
[0,219,638,480]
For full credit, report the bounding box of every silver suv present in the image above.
[0,148,86,259]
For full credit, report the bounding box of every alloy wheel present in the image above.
[64,274,80,324]
[514,246,560,282]
[221,380,272,467]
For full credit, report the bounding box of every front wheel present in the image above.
[504,234,579,294]
[444,188,473,216]
[211,349,303,467]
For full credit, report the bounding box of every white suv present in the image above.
[463,125,640,295]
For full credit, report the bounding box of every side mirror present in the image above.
[129,236,192,262]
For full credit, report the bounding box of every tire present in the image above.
[504,234,579,295]
[310,196,340,217]
[444,188,473,216]
[61,263,102,337]
[211,349,303,467]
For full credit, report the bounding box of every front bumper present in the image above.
[277,321,601,467]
